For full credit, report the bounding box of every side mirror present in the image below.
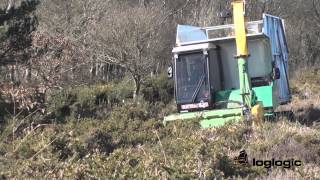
[167,66,173,79]
[274,68,280,80]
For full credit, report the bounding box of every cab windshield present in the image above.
[176,53,210,104]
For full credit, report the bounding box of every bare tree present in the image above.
[94,2,170,99]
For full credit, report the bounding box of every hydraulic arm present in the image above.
[232,0,264,126]
[232,0,253,108]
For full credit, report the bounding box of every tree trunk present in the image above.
[10,65,16,82]
[6,0,15,13]
[133,75,141,101]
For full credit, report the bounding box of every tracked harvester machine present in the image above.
[164,0,291,128]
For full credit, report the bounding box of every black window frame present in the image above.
[174,51,212,107]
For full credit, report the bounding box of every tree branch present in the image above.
[6,0,15,13]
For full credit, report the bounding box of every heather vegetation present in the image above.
[1,70,320,179]
[0,0,320,179]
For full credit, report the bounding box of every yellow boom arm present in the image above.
[232,0,248,57]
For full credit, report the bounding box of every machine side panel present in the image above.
[217,37,273,90]
[217,41,239,90]
[263,14,291,104]
[252,85,275,109]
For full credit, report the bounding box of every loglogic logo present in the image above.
[252,158,302,169]
[234,150,249,165]
[234,150,302,169]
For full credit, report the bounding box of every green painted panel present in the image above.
[252,85,273,108]
[164,108,242,122]
[215,90,242,108]
[200,116,243,128]
[215,84,274,109]
[163,108,243,128]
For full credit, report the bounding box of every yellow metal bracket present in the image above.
[251,102,264,127]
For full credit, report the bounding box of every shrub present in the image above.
[47,81,135,121]
[84,129,115,155]
[141,74,174,104]
[15,142,36,159]
[51,136,73,160]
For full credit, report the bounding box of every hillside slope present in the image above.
[0,69,320,179]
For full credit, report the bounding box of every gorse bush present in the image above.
[47,80,135,121]
[47,75,173,122]
[141,73,174,104]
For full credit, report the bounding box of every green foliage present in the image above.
[0,0,40,69]
[47,75,174,123]
[141,73,174,104]
[15,142,36,159]
[48,80,135,122]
